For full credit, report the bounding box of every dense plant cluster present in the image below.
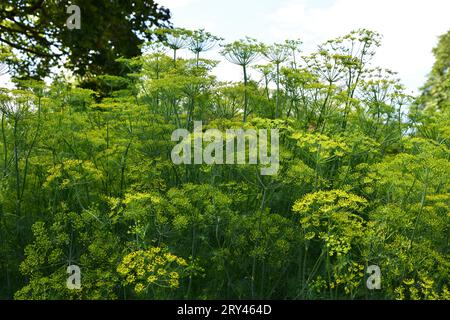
[0,28,448,300]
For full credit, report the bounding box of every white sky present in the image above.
[1,0,449,94]
[158,0,450,94]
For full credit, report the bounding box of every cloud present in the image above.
[158,0,449,93]
[267,0,450,93]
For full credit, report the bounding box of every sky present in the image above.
[157,0,450,94]
[1,0,449,94]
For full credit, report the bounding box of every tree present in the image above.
[0,0,172,78]
[412,30,450,145]
[0,45,12,76]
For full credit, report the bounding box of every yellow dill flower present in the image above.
[135,283,145,293]
[168,278,179,288]
[157,268,167,276]
[305,232,315,240]
[177,257,188,266]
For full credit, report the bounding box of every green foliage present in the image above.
[0,28,448,300]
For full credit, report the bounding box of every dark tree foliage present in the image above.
[411,31,450,144]
[416,31,450,112]
[0,0,172,78]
